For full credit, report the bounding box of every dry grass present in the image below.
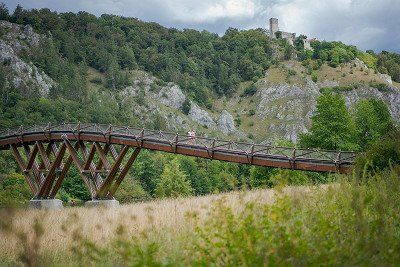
[0,185,325,261]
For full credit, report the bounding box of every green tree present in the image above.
[300,92,358,150]
[61,167,91,201]
[356,130,400,173]
[115,176,150,203]
[0,3,9,20]
[155,158,192,198]
[0,172,32,207]
[354,99,393,149]
[249,166,274,188]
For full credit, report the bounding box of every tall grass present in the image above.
[0,167,399,266]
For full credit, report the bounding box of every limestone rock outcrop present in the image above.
[217,110,236,134]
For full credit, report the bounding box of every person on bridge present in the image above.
[187,128,196,144]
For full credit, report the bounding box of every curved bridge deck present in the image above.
[0,123,356,173]
[0,123,357,200]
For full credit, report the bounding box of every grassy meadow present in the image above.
[0,167,399,266]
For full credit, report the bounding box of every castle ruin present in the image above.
[269,18,313,50]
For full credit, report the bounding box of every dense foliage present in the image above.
[0,4,277,106]
[300,92,395,152]
[300,92,357,150]
[376,51,400,82]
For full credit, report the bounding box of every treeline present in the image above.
[0,4,277,106]
[299,91,399,175]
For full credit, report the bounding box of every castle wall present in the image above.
[268,17,314,48]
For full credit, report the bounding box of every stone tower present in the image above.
[269,18,279,38]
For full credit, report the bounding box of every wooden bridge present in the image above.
[0,123,356,201]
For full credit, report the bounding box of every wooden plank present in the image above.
[37,142,51,169]
[50,156,73,198]
[23,144,43,185]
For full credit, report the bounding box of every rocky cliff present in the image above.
[0,21,55,96]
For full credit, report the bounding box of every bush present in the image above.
[89,77,103,85]
[241,83,257,97]
[356,130,400,174]
[0,172,32,207]
[115,177,150,204]
[234,116,242,127]
[247,109,255,116]
[181,98,191,115]
[311,72,318,82]
[192,167,400,266]
[369,81,389,92]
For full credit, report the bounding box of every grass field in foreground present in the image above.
[0,168,399,266]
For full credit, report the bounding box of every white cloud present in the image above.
[159,0,262,23]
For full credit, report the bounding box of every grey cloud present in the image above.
[3,0,399,52]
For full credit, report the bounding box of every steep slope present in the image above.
[218,60,400,142]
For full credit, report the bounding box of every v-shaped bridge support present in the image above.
[10,139,141,202]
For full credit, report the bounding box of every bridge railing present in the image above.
[0,123,357,164]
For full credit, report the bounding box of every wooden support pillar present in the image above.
[37,143,67,198]
[107,147,141,198]
[96,145,130,198]
[10,144,37,193]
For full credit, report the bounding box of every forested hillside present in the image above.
[0,3,399,206]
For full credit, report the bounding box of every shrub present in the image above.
[115,177,150,203]
[241,83,257,97]
[234,116,242,126]
[311,72,318,82]
[247,109,255,116]
[89,77,103,85]
[0,172,32,207]
[356,130,400,174]
[369,81,389,92]
[192,167,400,266]
[181,98,191,115]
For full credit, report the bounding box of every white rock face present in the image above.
[318,80,339,88]
[157,85,186,109]
[188,103,216,128]
[257,81,319,142]
[342,86,400,121]
[379,73,393,85]
[255,76,400,142]
[0,20,55,96]
[217,110,236,134]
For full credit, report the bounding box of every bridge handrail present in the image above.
[0,123,357,164]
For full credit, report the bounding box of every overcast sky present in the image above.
[3,0,400,52]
